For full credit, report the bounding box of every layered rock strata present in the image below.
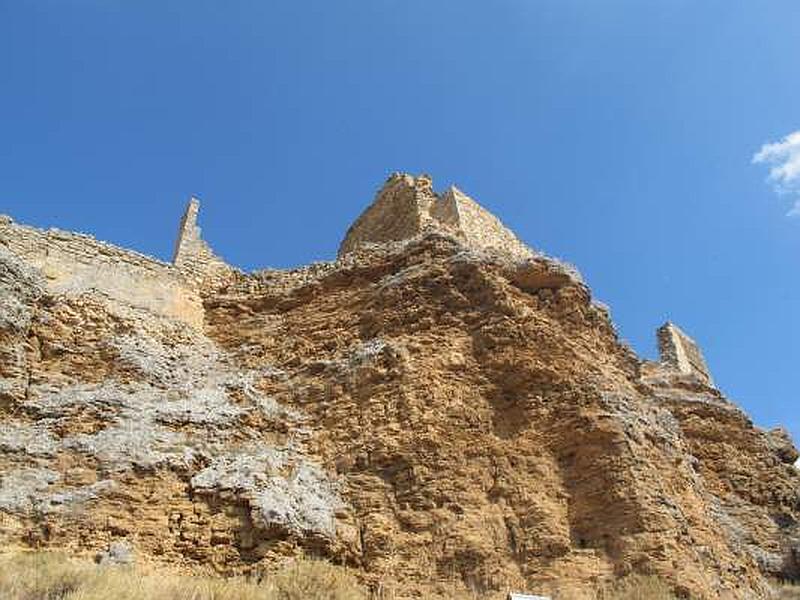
[0,174,797,599]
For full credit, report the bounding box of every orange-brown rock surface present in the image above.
[0,174,798,599]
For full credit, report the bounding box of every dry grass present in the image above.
[3,551,797,600]
[779,582,800,599]
[594,575,678,600]
[0,551,366,600]
[596,576,800,600]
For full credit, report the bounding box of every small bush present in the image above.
[0,552,366,600]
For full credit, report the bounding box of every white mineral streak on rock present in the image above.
[0,421,59,457]
[191,446,342,538]
[0,260,344,538]
[0,244,43,333]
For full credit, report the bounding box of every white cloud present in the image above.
[753,130,800,216]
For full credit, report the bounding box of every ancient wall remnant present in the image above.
[338,173,535,260]
[0,199,235,328]
[0,215,204,328]
[172,197,233,289]
[437,185,534,260]
[337,174,437,257]
[0,197,233,330]
[657,322,713,385]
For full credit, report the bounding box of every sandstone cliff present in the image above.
[0,174,797,599]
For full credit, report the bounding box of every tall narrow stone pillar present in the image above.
[657,322,713,386]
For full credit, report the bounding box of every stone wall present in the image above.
[0,216,204,328]
[657,322,713,385]
[439,185,534,260]
[338,174,437,257]
[172,198,233,290]
[2,177,531,328]
[338,173,534,260]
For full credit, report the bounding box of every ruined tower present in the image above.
[338,173,534,260]
[172,197,232,288]
[657,322,713,386]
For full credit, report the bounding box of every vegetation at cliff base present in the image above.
[0,552,366,600]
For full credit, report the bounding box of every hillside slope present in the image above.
[0,174,797,599]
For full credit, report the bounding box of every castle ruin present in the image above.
[172,197,232,288]
[657,322,714,386]
[0,173,716,387]
[0,198,232,328]
[338,173,534,260]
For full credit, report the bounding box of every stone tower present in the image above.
[338,173,534,260]
[172,197,232,288]
[172,197,202,266]
[657,322,713,386]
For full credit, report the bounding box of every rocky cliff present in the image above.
[0,173,798,599]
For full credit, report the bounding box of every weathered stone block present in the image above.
[172,197,233,290]
[338,173,534,260]
[657,322,713,385]
[0,218,204,328]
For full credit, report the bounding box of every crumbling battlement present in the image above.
[1,175,532,326]
[0,215,204,327]
[172,198,233,290]
[0,198,233,329]
[3,179,703,363]
[338,173,535,260]
[657,322,714,386]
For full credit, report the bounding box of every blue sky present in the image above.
[2,1,798,441]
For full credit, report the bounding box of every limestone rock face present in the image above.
[0,174,797,599]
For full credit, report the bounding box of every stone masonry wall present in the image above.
[338,174,437,257]
[657,322,713,385]
[172,198,233,291]
[439,185,534,260]
[338,173,535,260]
[3,177,531,328]
[0,215,204,328]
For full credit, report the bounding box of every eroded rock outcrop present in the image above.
[0,174,797,599]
